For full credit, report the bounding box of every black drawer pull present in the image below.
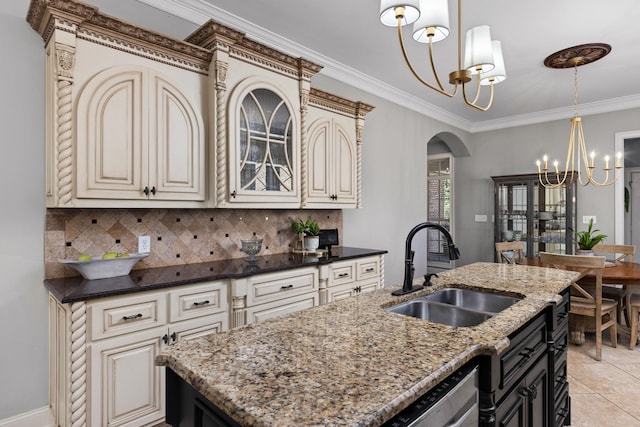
[122,313,143,321]
[557,312,569,319]
[365,268,375,272]
[556,375,567,386]
[338,273,349,278]
[193,300,210,307]
[353,286,362,293]
[556,344,567,353]
[281,284,294,290]
[519,347,535,360]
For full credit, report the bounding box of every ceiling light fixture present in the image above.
[379,0,506,111]
[536,43,622,188]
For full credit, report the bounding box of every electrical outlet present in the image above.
[138,236,151,253]
[582,216,596,225]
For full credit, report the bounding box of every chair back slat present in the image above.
[539,252,605,305]
[593,243,635,263]
[495,241,525,264]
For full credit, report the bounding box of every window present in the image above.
[427,155,454,268]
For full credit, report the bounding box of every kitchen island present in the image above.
[156,262,578,426]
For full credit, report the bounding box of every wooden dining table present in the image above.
[519,257,640,345]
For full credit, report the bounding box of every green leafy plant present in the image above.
[572,218,607,250]
[291,217,320,236]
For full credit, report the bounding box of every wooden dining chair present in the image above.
[629,294,640,349]
[495,241,525,264]
[593,243,636,325]
[539,252,617,361]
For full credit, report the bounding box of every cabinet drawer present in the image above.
[356,257,380,281]
[246,267,318,306]
[499,313,548,394]
[553,359,568,400]
[245,292,319,325]
[168,281,228,323]
[329,261,356,286]
[88,291,167,341]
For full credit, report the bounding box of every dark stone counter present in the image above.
[44,247,387,303]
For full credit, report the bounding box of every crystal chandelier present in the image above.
[379,0,506,111]
[536,43,622,188]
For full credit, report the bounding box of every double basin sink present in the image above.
[386,287,522,327]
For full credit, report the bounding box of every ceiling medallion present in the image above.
[543,43,611,69]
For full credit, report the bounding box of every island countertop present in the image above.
[155,262,578,426]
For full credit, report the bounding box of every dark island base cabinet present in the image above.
[165,368,240,427]
[479,288,571,427]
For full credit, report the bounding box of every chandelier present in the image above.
[379,0,506,111]
[536,43,622,188]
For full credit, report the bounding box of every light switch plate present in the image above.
[475,214,488,222]
[582,215,596,224]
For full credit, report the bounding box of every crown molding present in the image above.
[139,0,640,134]
[470,94,640,133]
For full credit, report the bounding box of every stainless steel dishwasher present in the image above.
[383,363,479,427]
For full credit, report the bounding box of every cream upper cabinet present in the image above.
[30,2,210,208]
[225,78,299,205]
[303,89,374,209]
[76,66,205,203]
[185,20,322,208]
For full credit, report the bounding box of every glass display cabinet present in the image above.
[493,174,577,260]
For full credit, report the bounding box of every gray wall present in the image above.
[0,0,48,420]
[2,0,638,421]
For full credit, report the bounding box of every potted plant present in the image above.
[572,218,607,254]
[291,217,320,251]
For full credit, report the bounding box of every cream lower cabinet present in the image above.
[320,255,384,304]
[49,281,228,427]
[230,267,319,328]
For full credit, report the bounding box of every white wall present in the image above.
[0,0,48,420]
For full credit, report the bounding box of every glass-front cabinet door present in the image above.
[227,83,299,205]
[493,174,576,259]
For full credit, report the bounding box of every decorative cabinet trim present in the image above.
[27,0,210,74]
[29,0,374,209]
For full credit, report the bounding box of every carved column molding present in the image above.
[299,87,310,207]
[69,301,87,427]
[54,42,76,206]
[214,56,229,207]
[231,295,246,328]
[355,102,375,209]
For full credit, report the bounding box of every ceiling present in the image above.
[87,0,640,134]
[78,0,640,167]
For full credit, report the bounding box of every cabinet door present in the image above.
[76,66,204,202]
[89,327,165,427]
[77,67,147,200]
[227,82,299,205]
[151,76,205,201]
[333,122,356,203]
[306,117,357,206]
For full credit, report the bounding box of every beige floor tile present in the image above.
[603,393,640,420]
[567,375,592,394]
[614,363,640,381]
[569,393,640,427]
[569,362,640,394]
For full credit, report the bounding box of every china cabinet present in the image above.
[493,174,577,260]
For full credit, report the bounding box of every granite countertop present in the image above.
[44,247,386,303]
[155,262,579,427]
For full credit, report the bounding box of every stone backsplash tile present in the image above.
[46,208,342,279]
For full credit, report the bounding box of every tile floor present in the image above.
[568,332,640,426]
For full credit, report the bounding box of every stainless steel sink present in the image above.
[386,288,521,327]
[425,288,521,314]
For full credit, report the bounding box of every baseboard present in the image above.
[0,407,52,427]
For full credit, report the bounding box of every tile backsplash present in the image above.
[45,208,342,279]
